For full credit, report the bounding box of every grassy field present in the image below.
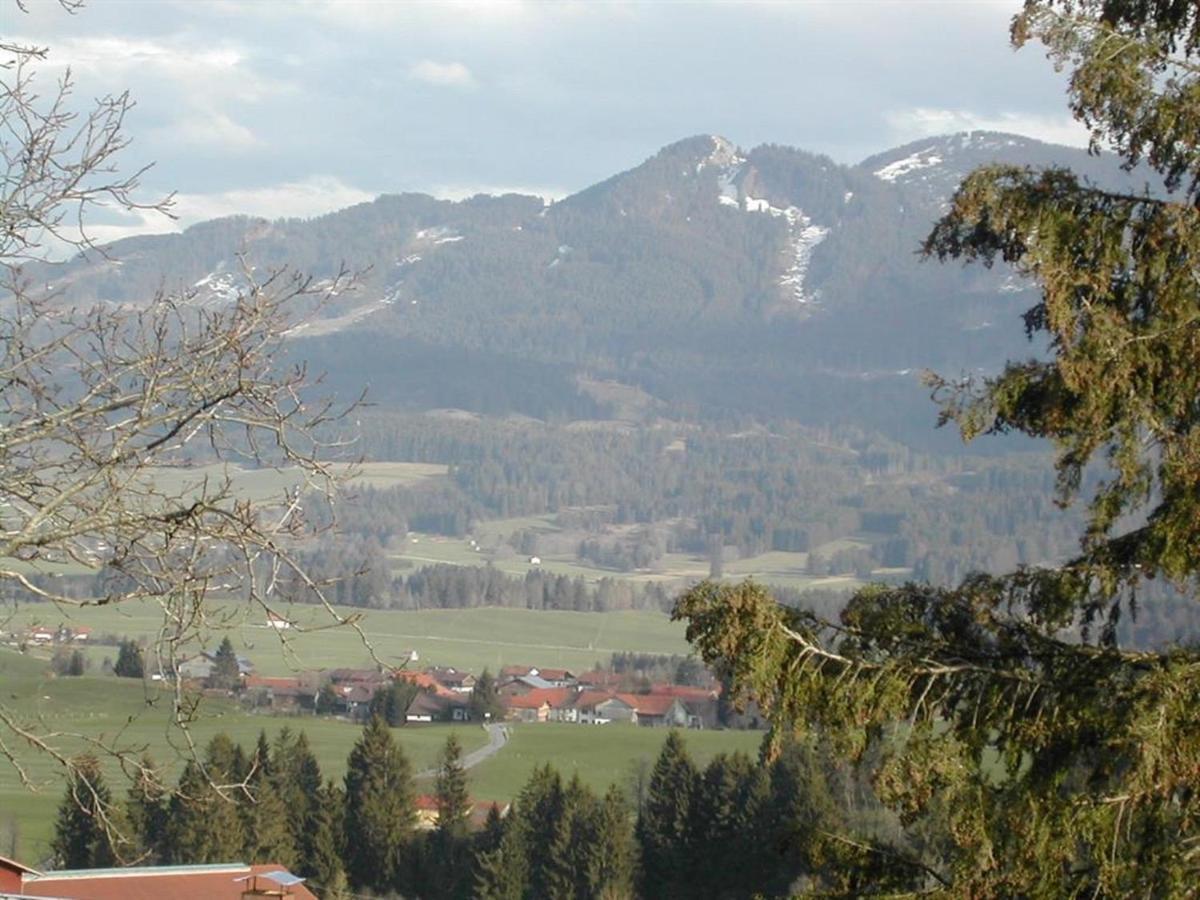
[0,647,762,864]
[0,649,485,861]
[468,723,763,803]
[393,527,880,592]
[2,605,693,676]
[138,460,448,502]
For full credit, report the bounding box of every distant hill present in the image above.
[23,132,1152,442]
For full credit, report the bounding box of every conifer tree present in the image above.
[687,753,752,899]
[636,731,697,900]
[301,781,347,895]
[472,803,509,897]
[588,786,636,900]
[342,715,415,892]
[51,755,117,869]
[435,733,472,839]
[206,636,241,691]
[475,765,563,900]
[124,754,166,864]
[252,731,273,781]
[242,757,296,867]
[675,2,1200,892]
[469,668,505,720]
[204,732,248,785]
[113,639,143,679]
[428,732,474,899]
[273,729,324,855]
[162,759,246,864]
[544,774,599,900]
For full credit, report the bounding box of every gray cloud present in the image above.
[13,0,1082,234]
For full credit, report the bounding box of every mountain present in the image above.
[24,132,1148,442]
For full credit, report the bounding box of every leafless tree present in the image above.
[1,5,368,851]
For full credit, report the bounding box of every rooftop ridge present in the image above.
[28,863,250,881]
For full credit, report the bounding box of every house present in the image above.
[499,665,576,687]
[647,684,720,728]
[55,625,91,643]
[177,652,255,682]
[265,610,292,630]
[426,666,477,693]
[0,855,38,893]
[533,667,576,687]
[241,675,315,712]
[338,683,381,718]
[405,690,462,724]
[0,859,316,900]
[574,691,639,725]
[413,797,511,832]
[498,674,557,699]
[26,626,54,645]
[506,692,553,723]
[504,687,576,723]
[576,668,623,690]
[628,694,690,728]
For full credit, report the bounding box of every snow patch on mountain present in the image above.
[190,271,244,306]
[874,148,944,182]
[697,135,744,173]
[415,226,463,244]
[778,208,829,304]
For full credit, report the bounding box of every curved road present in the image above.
[416,722,509,778]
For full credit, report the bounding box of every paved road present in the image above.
[416,722,509,778]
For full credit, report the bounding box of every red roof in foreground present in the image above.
[19,863,316,900]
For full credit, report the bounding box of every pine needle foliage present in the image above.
[675,2,1200,894]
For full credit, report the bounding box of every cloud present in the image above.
[409,60,476,88]
[83,176,376,245]
[162,110,261,150]
[427,183,567,202]
[885,107,1091,149]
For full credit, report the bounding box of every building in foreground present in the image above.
[0,858,317,900]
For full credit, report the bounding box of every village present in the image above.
[5,619,730,730]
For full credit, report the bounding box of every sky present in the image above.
[10,0,1089,242]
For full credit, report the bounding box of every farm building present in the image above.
[177,651,255,681]
[426,666,476,693]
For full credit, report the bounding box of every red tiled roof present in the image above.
[506,687,574,710]
[647,684,717,702]
[415,793,440,811]
[576,669,622,687]
[19,863,317,900]
[396,670,460,699]
[628,694,683,716]
[533,667,574,681]
[572,690,638,711]
[243,676,303,691]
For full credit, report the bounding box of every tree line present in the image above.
[54,723,942,898]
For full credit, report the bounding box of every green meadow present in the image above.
[2,605,693,676]
[468,723,763,804]
[393,528,879,592]
[0,648,484,861]
[0,648,760,864]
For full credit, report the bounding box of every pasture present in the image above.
[393,525,878,592]
[0,648,763,865]
[2,605,693,676]
[0,649,484,861]
[468,723,763,803]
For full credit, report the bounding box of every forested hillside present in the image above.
[27,131,1158,441]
